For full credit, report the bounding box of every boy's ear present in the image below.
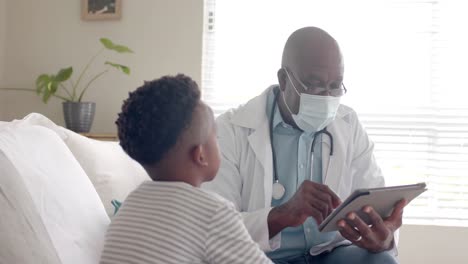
[191,144,208,166]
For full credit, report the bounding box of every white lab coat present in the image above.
[203,87,397,256]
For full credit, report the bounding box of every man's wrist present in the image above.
[383,223,398,251]
[372,233,395,253]
[267,206,290,239]
[383,236,396,251]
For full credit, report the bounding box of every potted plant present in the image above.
[34,38,133,132]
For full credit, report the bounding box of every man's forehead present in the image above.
[298,59,343,73]
[289,57,343,81]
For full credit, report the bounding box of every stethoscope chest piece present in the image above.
[272,180,286,200]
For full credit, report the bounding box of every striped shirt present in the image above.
[100,181,272,264]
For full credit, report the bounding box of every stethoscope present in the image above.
[270,87,334,200]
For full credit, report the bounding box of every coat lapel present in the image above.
[247,120,273,207]
[231,87,275,208]
[323,106,352,198]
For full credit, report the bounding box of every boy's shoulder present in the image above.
[131,181,234,211]
[199,189,236,209]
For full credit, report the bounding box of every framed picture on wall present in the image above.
[81,0,122,21]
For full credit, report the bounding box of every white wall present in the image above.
[0,0,5,80]
[0,0,203,132]
[0,0,6,120]
[399,224,468,264]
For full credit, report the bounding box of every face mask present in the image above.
[283,70,341,133]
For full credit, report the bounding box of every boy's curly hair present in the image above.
[116,74,201,165]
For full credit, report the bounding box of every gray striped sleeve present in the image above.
[205,204,273,264]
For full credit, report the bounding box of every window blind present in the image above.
[202,0,468,226]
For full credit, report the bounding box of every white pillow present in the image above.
[1,112,150,217]
[3,112,67,139]
[0,125,110,264]
[61,130,150,216]
[0,151,61,264]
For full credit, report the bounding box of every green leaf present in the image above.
[54,67,73,82]
[100,38,114,49]
[42,82,57,103]
[35,74,50,94]
[100,38,133,53]
[112,44,133,53]
[47,81,58,93]
[42,91,51,103]
[105,61,131,75]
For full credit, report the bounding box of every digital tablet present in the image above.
[318,182,427,232]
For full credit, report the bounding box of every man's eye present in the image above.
[330,83,342,90]
[306,82,321,89]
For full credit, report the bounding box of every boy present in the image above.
[100,74,272,264]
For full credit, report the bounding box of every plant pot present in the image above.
[62,102,96,133]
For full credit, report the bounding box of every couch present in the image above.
[0,113,150,264]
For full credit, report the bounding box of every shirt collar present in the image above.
[273,102,289,129]
[268,87,291,129]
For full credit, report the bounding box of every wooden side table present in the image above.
[80,133,118,142]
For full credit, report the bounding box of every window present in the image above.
[202,0,468,226]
